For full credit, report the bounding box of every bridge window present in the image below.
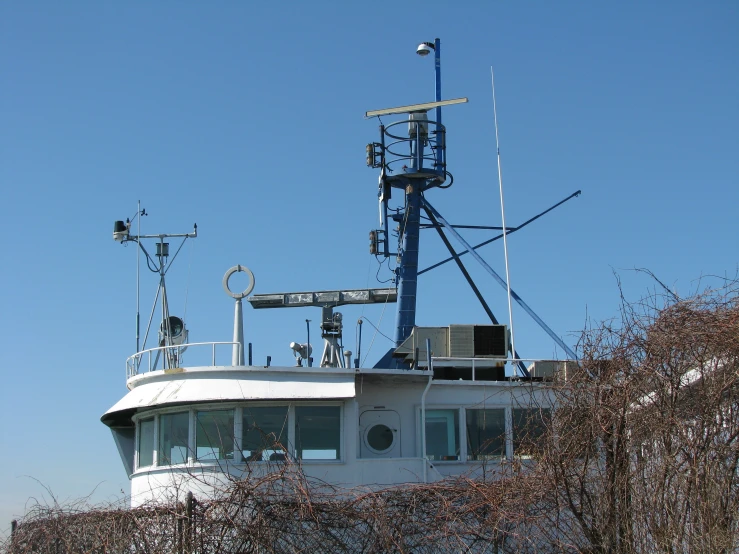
[159,412,189,465]
[295,406,341,460]
[512,408,551,458]
[196,410,235,461]
[466,409,506,460]
[138,418,155,468]
[134,403,346,468]
[424,409,460,461]
[242,406,289,461]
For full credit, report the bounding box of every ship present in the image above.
[101,39,579,507]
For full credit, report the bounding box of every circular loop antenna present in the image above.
[223,265,255,299]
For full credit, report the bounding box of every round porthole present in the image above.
[366,423,394,454]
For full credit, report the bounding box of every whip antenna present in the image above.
[491,67,518,374]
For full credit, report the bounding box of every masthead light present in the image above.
[416,42,435,56]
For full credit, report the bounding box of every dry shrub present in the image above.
[4,280,738,553]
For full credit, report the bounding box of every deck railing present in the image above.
[126,342,243,379]
[425,357,576,381]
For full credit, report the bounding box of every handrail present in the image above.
[428,356,576,363]
[126,341,243,379]
[425,356,577,382]
[380,117,447,178]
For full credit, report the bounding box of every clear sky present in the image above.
[1,0,737,535]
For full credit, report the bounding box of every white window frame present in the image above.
[131,401,345,471]
[510,406,551,460]
[417,405,463,463]
[194,407,237,464]
[293,402,344,463]
[240,403,293,462]
[156,407,192,467]
[461,406,510,463]
[133,414,157,470]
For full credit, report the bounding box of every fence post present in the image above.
[177,510,183,554]
[185,491,193,553]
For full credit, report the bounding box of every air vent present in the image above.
[473,325,507,357]
[449,325,508,358]
[449,325,475,358]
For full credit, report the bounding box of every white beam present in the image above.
[365,97,468,118]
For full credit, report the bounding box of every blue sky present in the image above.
[1,0,737,534]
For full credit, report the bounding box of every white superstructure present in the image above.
[102,340,561,506]
[102,39,578,507]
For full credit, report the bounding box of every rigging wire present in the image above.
[361,292,391,367]
[183,238,195,322]
[357,316,394,343]
[163,237,190,275]
[417,189,581,275]
[356,248,374,362]
[374,255,393,284]
[141,283,163,352]
[139,242,161,273]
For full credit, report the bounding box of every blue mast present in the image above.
[365,39,457,365]
[365,42,578,369]
[394,38,442,348]
[365,40,474,367]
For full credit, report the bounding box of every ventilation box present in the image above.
[394,324,509,367]
[449,324,509,358]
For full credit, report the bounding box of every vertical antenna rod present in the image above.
[491,67,518,373]
[136,200,141,354]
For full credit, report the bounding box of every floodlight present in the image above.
[160,316,188,346]
[290,342,312,360]
[416,42,434,56]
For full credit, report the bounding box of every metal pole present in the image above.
[232,298,244,365]
[421,337,433,483]
[434,38,443,170]
[422,197,578,360]
[306,319,312,367]
[355,319,363,368]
